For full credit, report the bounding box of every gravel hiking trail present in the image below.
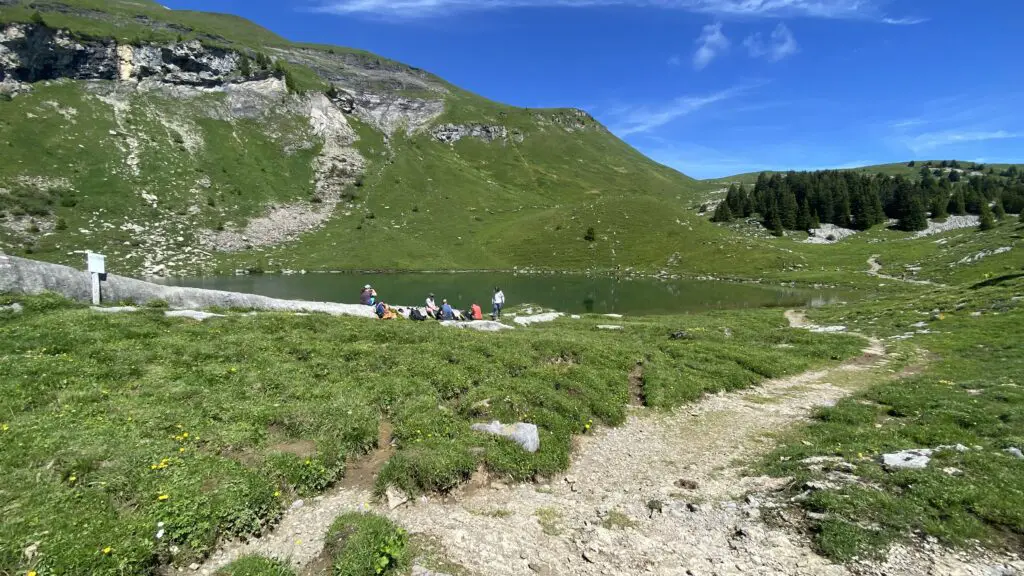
[866,255,940,286]
[197,312,1021,576]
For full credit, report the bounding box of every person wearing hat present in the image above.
[425,293,439,319]
[360,284,377,306]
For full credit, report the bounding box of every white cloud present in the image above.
[743,23,798,61]
[311,0,903,21]
[882,16,928,25]
[608,86,747,136]
[904,130,1019,154]
[693,22,729,70]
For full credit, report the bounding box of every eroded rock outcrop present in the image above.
[431,123,525,145]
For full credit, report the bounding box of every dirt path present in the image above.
[866,255,939,286]
[197,313,1019,576]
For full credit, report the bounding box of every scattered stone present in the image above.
[675,479,699,490]
[686,502,700,513]
[942,467,963,476]
[882,449,934,470]
[1004,447,1024,460]
[386,486,410,510]
[582,550,597,563]
[290,499,304,510]
[189,563,200,571]
[0,302,23,314]
[669,330,693,340]
[528,561,553,575]
[441,320,513,332]
[470,421,539,452]
[570,314,581,319]
[596,325,624,331]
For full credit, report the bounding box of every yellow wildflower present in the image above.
[28,571,38,576]
[182,432,189,439]
[157,494,169,501]
[69,475,77,483]
[179,447,185,453]
[273,490,281,497]
[102,546,113,555]
[1,423,9,432]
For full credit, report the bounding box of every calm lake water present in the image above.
[161,273,846,316]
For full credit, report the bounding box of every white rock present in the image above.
[514,312,563,326]
[470,421,539,452]
[597,325,624,331]
[164,310,225,321]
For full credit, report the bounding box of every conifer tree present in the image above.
[993,197,1006,220]
[931,194,949,220]
[978,202,996,231]
[898,197,928,231]
[711,201,734,223]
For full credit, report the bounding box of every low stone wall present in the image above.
[0,254,376,317]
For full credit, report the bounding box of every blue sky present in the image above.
[162,0,1022,179]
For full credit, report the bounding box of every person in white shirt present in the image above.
[425,293,439,319]
[491,287,505,320]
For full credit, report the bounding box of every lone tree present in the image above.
[978,203,996,231]
[583,226,596,242]
[711,201,734,223]
[948,190,967,215]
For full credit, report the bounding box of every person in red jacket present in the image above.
[470,303,483,321]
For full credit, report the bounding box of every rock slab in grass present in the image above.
[441,320,513,332]
[514,312,563,326]
[597,325,624,331]
[1005,447,1024,460]
[165,310,226,321]
[470,421,540,452]
[0,302,23,314]
[882,449,934,470]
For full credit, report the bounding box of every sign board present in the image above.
[87,252,106,275]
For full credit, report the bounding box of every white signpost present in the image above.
[86,252,105,305]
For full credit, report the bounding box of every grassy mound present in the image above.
[325,513,407,576]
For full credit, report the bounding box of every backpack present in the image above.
[410,308,426,321]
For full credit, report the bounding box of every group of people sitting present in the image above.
[359,285,506,322]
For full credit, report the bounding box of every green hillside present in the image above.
[1,1,1020,286]
[0,0,743,279]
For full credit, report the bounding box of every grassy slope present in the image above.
[761,274,1024,561]
[0,296,862,574]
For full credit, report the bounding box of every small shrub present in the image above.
[216,221,225,231]
[411,205,418,213]
[145,299,170,309]
[326,513,408,576]
[27,222,40,234]
[55,217,67,231]
[311,196,323,204]
[60,196,78,208]
[207,197,216,207]
[583,226,596,242]
[365,212,375,220]
[30,11,46,25]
